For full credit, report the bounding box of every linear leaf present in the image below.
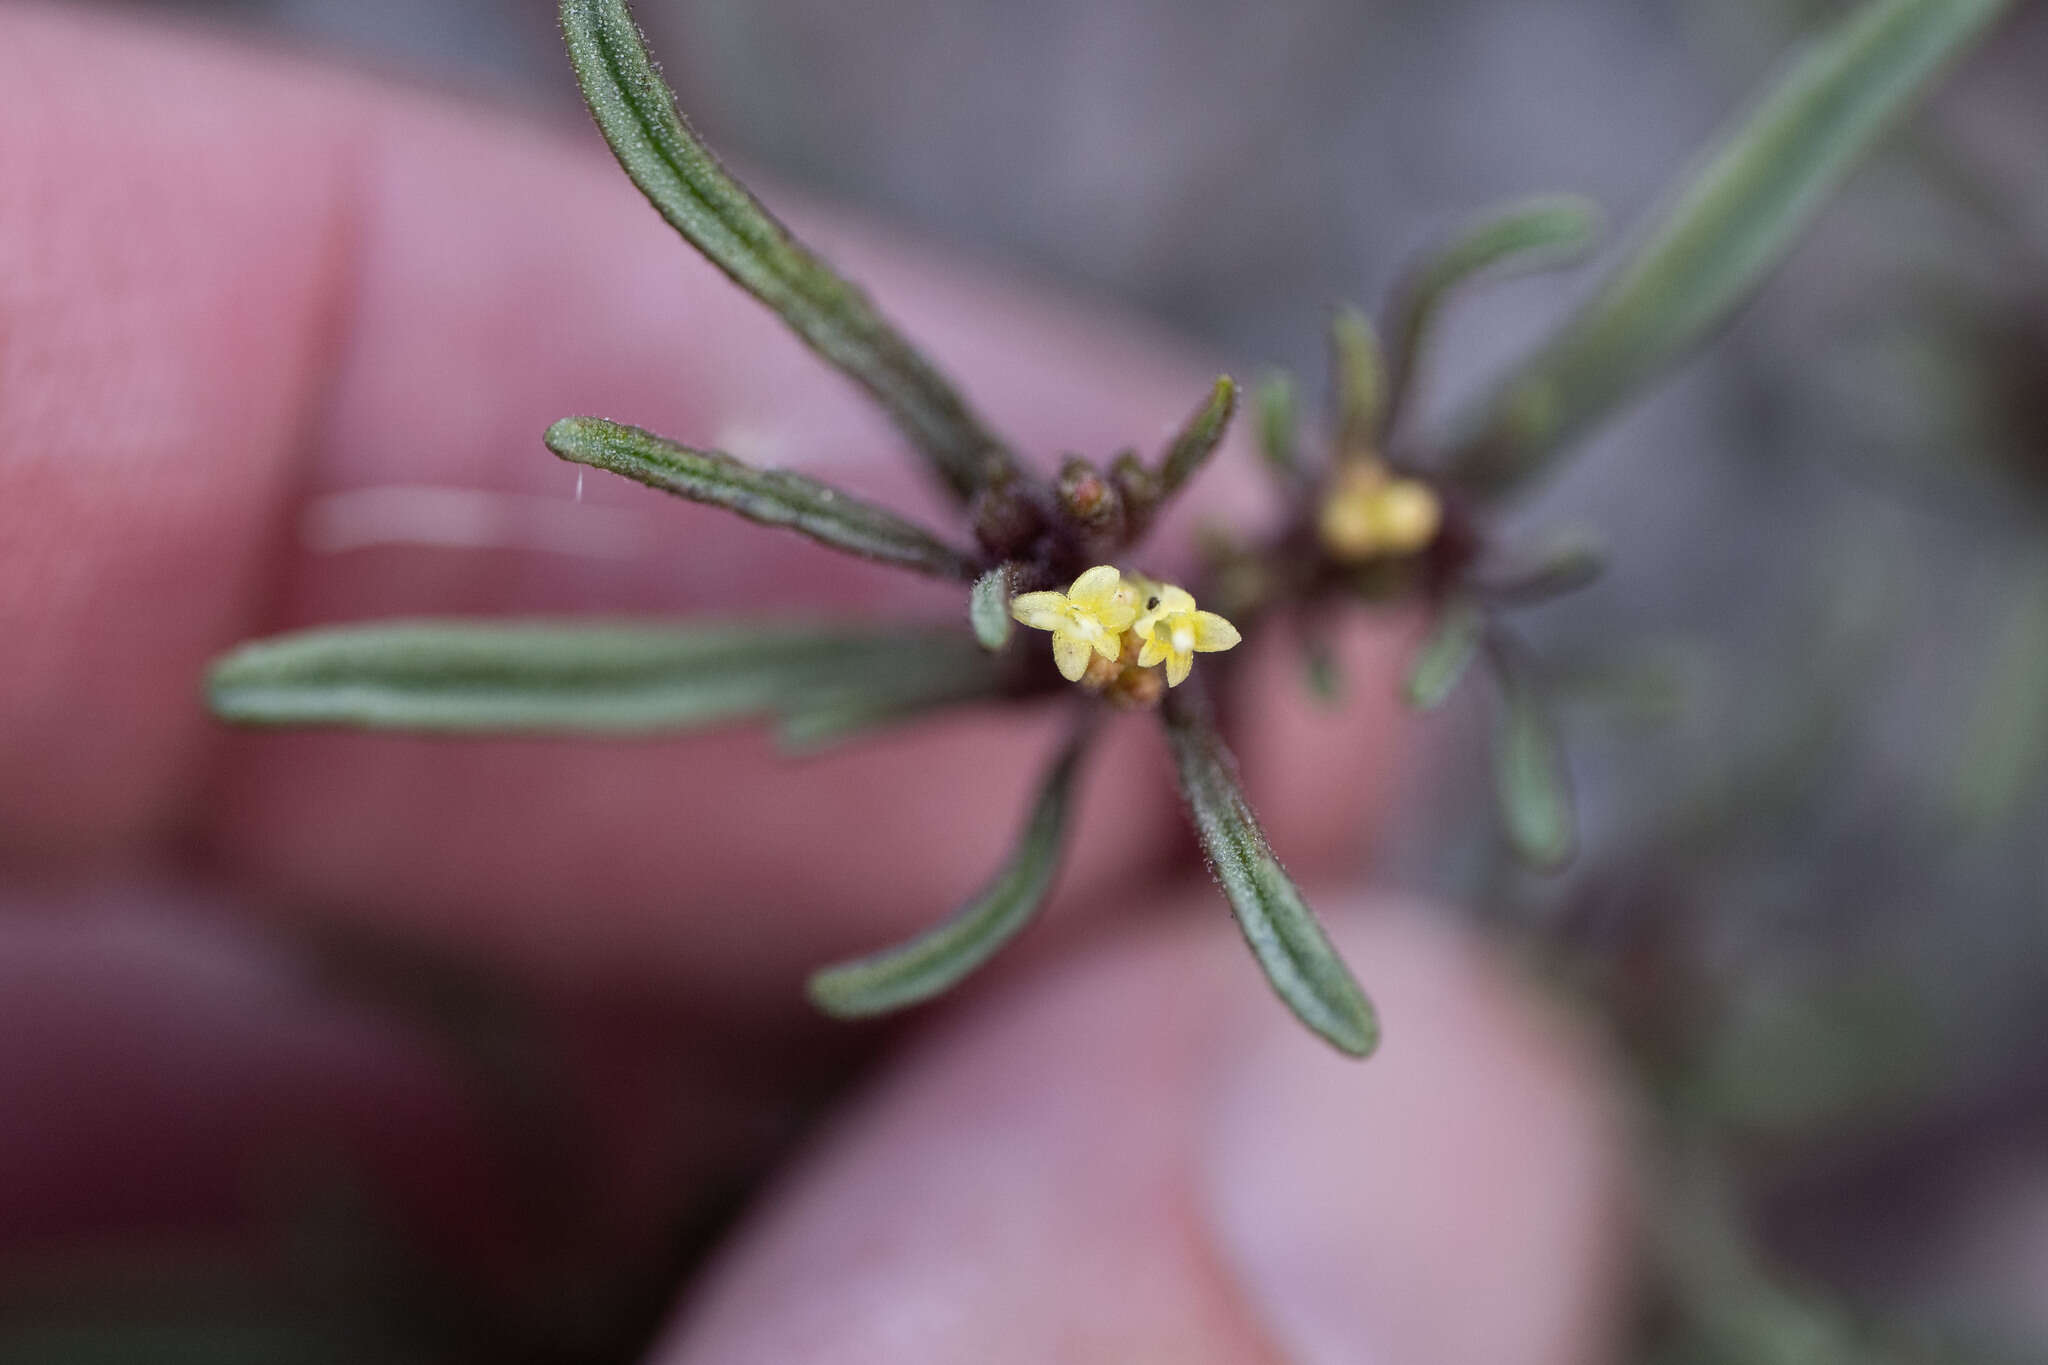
[1406,597,1486,710]
[1162,692,1379,1057]
[1331,306,1386,459]
[1157,376,1239,499]
[776,660,1012,751]
[1255,372,1302,482]
[1489,635,1577,870]
[559,0,1014,499]
[1472,532,1607,604]
[1448,0,2011,498]
[547,417,979,579]
[1381,196,1600,438]
[808,722,1090,1017]
[207,620,1001,735]
[968,564,1018,651]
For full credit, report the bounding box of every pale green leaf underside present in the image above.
[969,565,1017,651]
[207,620,1003,735]
[807,723,1090,1018]
[1451,0,2011,497]
[547,417,980,580]
[559,0,1013,499]
[1163,696,1378,1057]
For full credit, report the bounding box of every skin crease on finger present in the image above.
[0,5,1410,1013]
[658,900,1630,1365]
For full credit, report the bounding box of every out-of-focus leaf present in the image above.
[1449,0,2012,497]
[808,721,1090,1016]
[559,0,1013,500]
[547,417,980,579]
[1489,636,1577,870]
[1302,632,1343,706]
[1331,305,1386,458]
[1381,196,1600,438]
[969,564,1020,651]
[776,666,1008,751]
[1953,559,2048,826]
[1256,373,1302,482]
[1162,692,1378,1057]
[1156,376,1240,500]
[208,620,1002,735]
[1406,597,1486,710]
[1473,532,1608,604]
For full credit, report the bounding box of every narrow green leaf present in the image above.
[1489,636,1577,870]
[207,620,1000,735]
[808,722,1091,1017]
[547,417,980,579]
[1953,559,2048,827]
[1255,372,1302,481]
[1331,306,1386,458]
[1406,597,1486,710]
[1449,0,2011,497]
[1156,376,1240,500]
[776,662,1011,752]
[1380,195,1600,438]
[1162,692,1379,1057]
[969,564,1018,651]
[559,0,1014,499]
[1473,532,1608,604]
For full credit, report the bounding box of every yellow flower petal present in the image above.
[1051,631,1092,682]
[1191,612,1241,652]
[1138,637,1169,669]
[1010,592,1070,631]
[1067,565,1123,610]
[1096,590,1140,633]
[1093,627,1122,663]
[1166,652,1194,688]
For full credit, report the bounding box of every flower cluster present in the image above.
[1010,566,1241,695]
[1317,461,1443,563]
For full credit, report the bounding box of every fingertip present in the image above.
[654,894,1630,1364]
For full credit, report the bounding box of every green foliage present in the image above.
[1162,692,1379,1056]
[1406,598,1486,711]
[1380,195,1600,438]
[1254,372,1302,482]
[547,417,980,579]
[968,564,1019,651]
[1450,0,2014,497]
[208,621,1005,735]
[558,0,1014,499]
[808,723,1090,1017]
[1489,636,1577,870]
[1329,305,1386,458]
[1155,376,1240,501]
[1473,532,1607,604]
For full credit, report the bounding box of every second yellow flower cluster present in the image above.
[1010,566,1241,692]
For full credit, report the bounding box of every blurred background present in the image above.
[10,0,2048,1359]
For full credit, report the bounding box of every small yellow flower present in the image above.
[1318,463,1443,562]
[1010,565,1141,682]
[1133,584,1242,688]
